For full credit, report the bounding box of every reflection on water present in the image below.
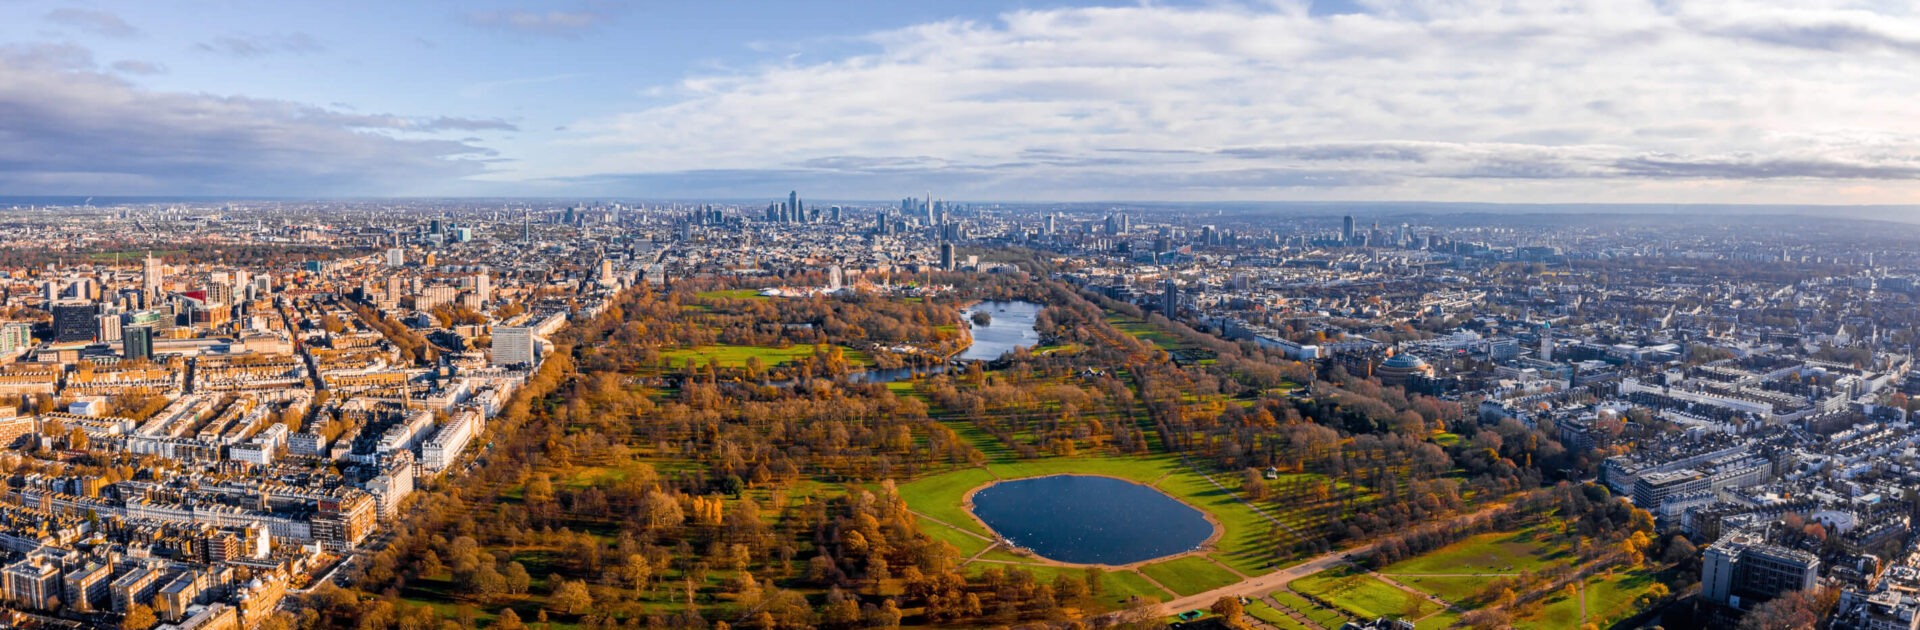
[957,301,1044,362]
[970,475,1213,565]
[806,300,1044,384]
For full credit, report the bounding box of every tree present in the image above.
[1210,596,1248,630]
[549,579,593,614]
[122,604,158,630]
[503,561,532,594]
[1662,536,1697,565]
[494,608,526,630]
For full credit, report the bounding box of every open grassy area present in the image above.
[1153,467,1292,574]
[918,517,993,557]
[1582,568,1666,628]
[1415,611,1461,630]
[1272,589,1350,629]
[694,288,767,300]
[1137,556,1241,597]
[1292,568,1441,621]
[1393,574,1492,604]
[1515,586,1583,630]
[659,343,862,369]
[1246,601,1312,630]
[897,466,998,537]
[1380,524,1568,575]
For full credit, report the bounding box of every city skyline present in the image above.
[2,0,1920,204]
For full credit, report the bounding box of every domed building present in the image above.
[1376,350,1432,387]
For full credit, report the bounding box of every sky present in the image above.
[3,0,1920,205]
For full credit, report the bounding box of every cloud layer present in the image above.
[0,44,498,196]
[557,0,1920,202]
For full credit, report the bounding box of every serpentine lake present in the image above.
[969,475,1214,565]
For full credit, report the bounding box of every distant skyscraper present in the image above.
[789,191,798,217]
[474,267,492,305]
[925,192,936,224]
[940,242,956,271]
[1342,215,1355,244]
[142,254,163,302]
[1162,280,1178,315]
[1045,214,1057,235]
[386,248,404,267]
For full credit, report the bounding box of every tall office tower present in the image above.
[940,242,956,271]
[789,191,798,217]
[1342,215,1355,244]
[925,193,936,224]
[491,325,536,367]
[123,325,154,361]
[143,254,163,301]
[1399,223,1410,247]
[95,312,122,343]
[1045,214,1057,235]
[474,268,491,304]
[51,302,99,343]
[1539,323,1553,362]
[1162,280,1178,315]
[830,206,842,222]
[1118,213,1129,233]
[522,210,532,243]
[1105,214,1118,235]
[385,248,404,267]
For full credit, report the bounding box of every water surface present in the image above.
[969,474,1212,565]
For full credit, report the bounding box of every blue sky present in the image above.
[3,0,1919,203]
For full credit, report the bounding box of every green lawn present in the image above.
[1137,556,1242,596]
[1514,587,1583,630]
[918,518,992,557]
[1380,524,1569,575]
[1291,568,1441,621]
[982,454,1183,484]
[1583,569,1665,628]
[897,467,998,537]
[1105,569,1177,603]
[1247,601,1312,630]
[1415,611,1461,629]
[695,289,767,300]
[659,343,850,369]
[1153,467,1289,575]
[1393,575,1493,604]
[1273,589,1350,629]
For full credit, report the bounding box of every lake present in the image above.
[958,300,1044,361]
[818,300,1045,384]
[969,474,1213,565]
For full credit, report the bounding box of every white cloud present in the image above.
[547,0,1920,202]
[0,44,497,196]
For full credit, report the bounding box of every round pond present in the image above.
[968,474,1213,565]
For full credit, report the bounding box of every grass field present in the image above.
[1272,589,1350,629]
[659,343,862,369]
[1581,569,1665,628]
[1292,568,1441,621]
[1153,467,1292,574]
[1246,601,1311,630]
[897,466,998,537]
[1380,524,1568,575]
[695,289,767,300]
[1392,574,1491,604]
[1137,556,1241,597]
